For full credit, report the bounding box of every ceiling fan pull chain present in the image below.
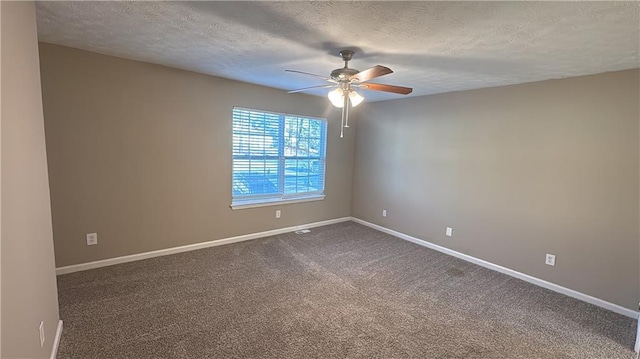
[343,93,350,128]
[340,104,345,138]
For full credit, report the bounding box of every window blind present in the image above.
[232,107,327,206]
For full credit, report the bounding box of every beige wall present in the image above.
[1,2,61,358]
[39,43,355,268]
[352,70,640,310]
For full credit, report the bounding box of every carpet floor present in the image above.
[56,221,637,358]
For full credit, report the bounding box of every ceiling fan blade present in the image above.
[285,69,335,82]
[358,83,413,95]
[287,84,336,94]
[350,65,393,83]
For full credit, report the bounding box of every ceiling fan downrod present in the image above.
[340,49,354,68]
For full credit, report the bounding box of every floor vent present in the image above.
[295,229,311,234]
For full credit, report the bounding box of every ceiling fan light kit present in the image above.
[327,88,346,108]
[327,88,364,108]
[286,49,413,138]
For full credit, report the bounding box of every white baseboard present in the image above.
[50,320,63,359]
[351,217,640,319]
[56,217,351,275]
[635,315,640,353]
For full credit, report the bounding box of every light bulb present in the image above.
[349,90,364,107]
[328,88,344,108]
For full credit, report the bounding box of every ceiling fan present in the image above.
[286,50,413,138]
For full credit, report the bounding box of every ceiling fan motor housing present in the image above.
[331,67,359,81]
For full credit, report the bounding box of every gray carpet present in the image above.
[57,221,637,358]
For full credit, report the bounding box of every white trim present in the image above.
[50,320,63,359]
[634,313,639,353]
[351,217,640,319]
[231,194,325,210]
[56,217,350,275]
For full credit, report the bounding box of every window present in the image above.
[231,107,327,209]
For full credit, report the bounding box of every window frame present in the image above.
[230,107,327,210]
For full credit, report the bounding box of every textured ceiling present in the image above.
[36,1,639,102]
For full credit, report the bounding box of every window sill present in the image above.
[230,195,326,210]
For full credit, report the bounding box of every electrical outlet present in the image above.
[545,254,556,266]
[86,233,98,246]
[382,209,387,217]
[275,210,281,219]
[445,227,453,237]
[39,321,45,348]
